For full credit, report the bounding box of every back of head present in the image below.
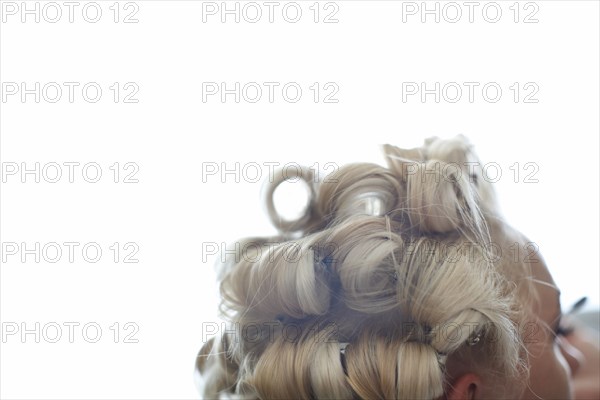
[196,135,530,399]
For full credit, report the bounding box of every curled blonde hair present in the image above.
[197,135,532,399]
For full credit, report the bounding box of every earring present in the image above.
[339,342,350,355]
[467,332,482,346]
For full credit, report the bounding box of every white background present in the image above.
[0,1,598,398]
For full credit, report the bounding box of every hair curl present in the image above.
[196,135,534,399]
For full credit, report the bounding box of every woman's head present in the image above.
[196,135,574,399]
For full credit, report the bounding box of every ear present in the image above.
[446,373,482,400]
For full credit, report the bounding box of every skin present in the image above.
[519,254,573,400]
[512,252,599,400]
[563,319,600,399]
[447,251,600,400]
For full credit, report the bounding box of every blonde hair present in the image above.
[196,135,534,399]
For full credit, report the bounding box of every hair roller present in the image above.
[309,326,354,400]
[248,321,350,400]
[336,227,402,313]
[404,160,485,236]
[262,165,320,234]
[385,136,500,221]
[228,238,331,319]
[345,332,445,400]
[382,143,426,182]
[344,333,399,399]
[395,341,445,400]
[317,163,403,221]
[425,135,500,215]
[216,236,282,284]
[195,335,240,397]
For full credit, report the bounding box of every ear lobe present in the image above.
[446,373,482,400]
